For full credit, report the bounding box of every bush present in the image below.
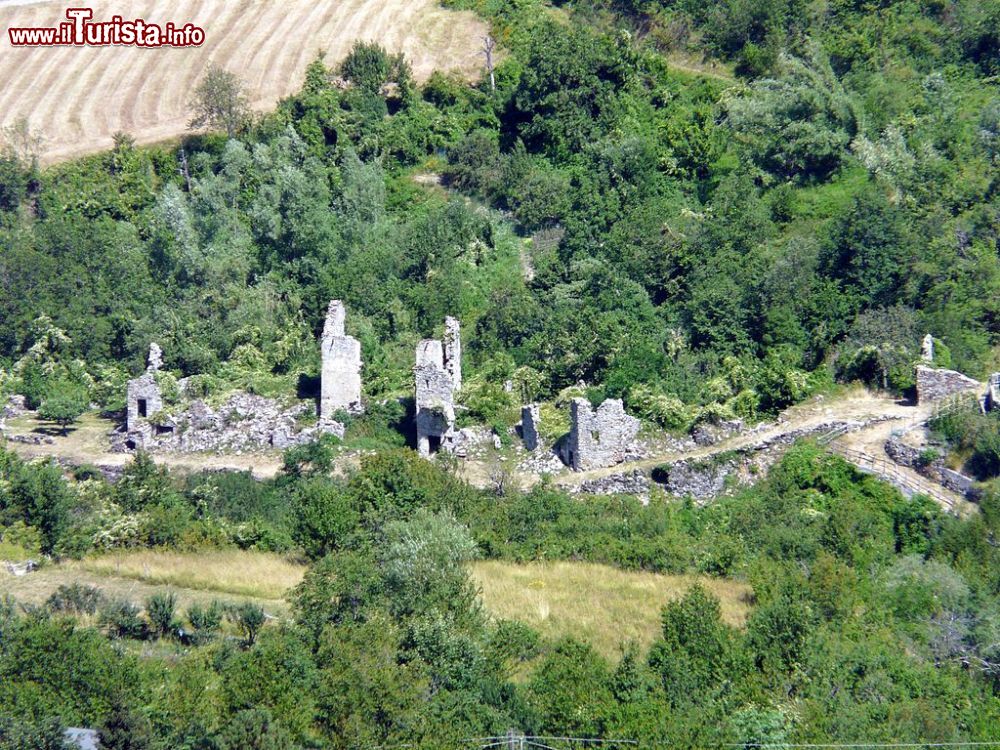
[100,599,146,640]
[628,384,693,431]
[971,430,1000,480]
[46,583,104,615]
[187,600,224,643]
[71,464,105,481]
[145,591,178,639]
[0,521,42,556]
[917,448,940,467]
[188,600,224,631]
[0,717,72,750]
[229,602,266,647]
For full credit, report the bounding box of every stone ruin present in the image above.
[116,301,360,454]
[320,300,363,419]
[443,317,462,391]
[117,341,344,454]
[915,334,1000,412]
[520,404,540,452]
[132,391,342,453]
[915,364,982,405]
[988,373,1000,413]
[124,343,165,450]
[560,397,640,472]
[414,318,462,457]
[921,333,935,363]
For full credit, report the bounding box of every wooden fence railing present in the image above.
[829,444,959,513]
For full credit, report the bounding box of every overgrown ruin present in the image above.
[116,304,354,454]
[124,343,165,450]
[520,404,540,451]
[414,318,462,457]
[987,373,1000,413]
[320,300,363,418]
[560,397,640,472]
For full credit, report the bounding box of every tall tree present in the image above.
[189,65,251,138]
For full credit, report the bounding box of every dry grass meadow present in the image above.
[1,551,752,658]
[471,560,753,659]
[0,0,486,163]
[0,549,301,617]
[76,549,306,599]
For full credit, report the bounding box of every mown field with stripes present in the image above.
[0,0,485,162]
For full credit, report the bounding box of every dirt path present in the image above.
[2,386,981,514]
[554,389,920,488]
[2,413,286,479]
[489,386,978,515]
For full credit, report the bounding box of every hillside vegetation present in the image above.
[1,0,1000,747]
[0,0,486,162]
[2,1,999,439]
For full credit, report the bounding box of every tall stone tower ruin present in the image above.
[415,318,462,457]
[443,316,462,391]
[320,300,363,419]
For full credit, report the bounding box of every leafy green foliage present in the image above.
[0,717,72,750]
[3,0,1000,744]
[230,602,267,647]
[37,380,89,434]
[727,47,860,180]
[45,583,104,616]
[145,591,179,639]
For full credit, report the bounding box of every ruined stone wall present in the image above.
[921,334,934,363]
[115,393,343,454]
[884,436,980,500]
[414,323,461,457]
[988,373,1000,413]
[520,404,540,451]
[320,300,363,418]
[562,398,640,471]
[915,365,981,404]
[573,470,651,502]
[125,343,165,448]
[443,317,462,391]
[653,457,735,502]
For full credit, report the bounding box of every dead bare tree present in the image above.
[482,35,497,92]
[178,147,192,193]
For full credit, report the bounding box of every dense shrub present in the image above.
[46,584,104,616]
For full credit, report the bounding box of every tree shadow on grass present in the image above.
[31,423,79,438]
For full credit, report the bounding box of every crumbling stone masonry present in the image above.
[921,334,935,363]
[915,365,981,405]
[560,398,640,472]
[443,317,462,391]
[125,343,165,450]
[987,373,1000,413]
[520,404,540,452]
[320,300,363,418]
[414,319,462,457]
